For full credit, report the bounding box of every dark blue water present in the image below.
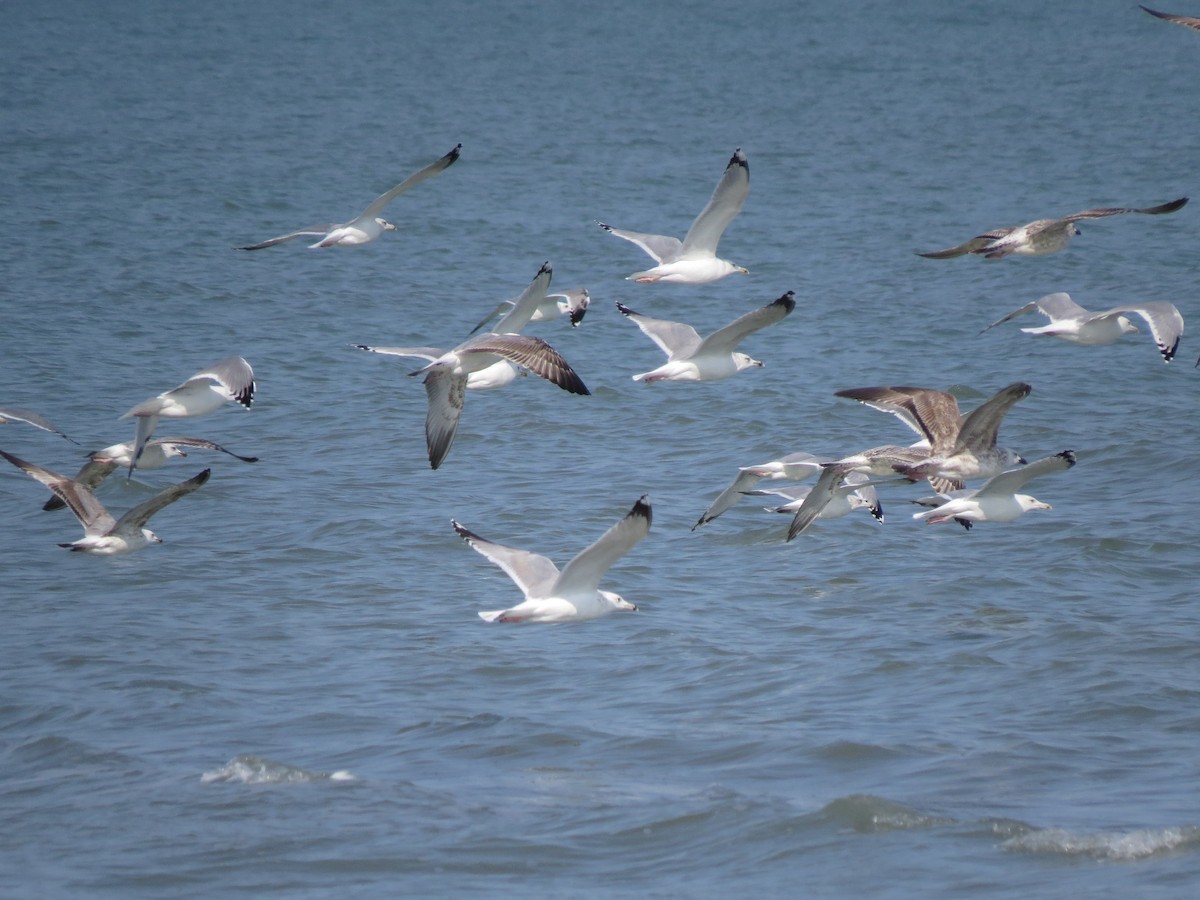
[3,1,1200,896]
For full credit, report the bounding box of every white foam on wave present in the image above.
[201,754,355,785]
[1002,825,1200,860]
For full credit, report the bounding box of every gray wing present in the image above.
[693,470,763,530]
[113,468,211,534]
[615,302,702,360]
[1,449,116,535]
[43,457,119,511]
[917,227,1015,259]
[154,436,259,462]
[975,450,1076,498]
[451,519,561,598]
[548,288,590,326]
[0,407,78,443]
[468,301,514,335]
[980,292,1089,334]
[1141,6,1200,29]
[552,496,651,596]
[358,143,462,220]
[354,344,448,362]
[492,261,553,334]
[598,223,684,264]
[786,466,843,541]
[1062,197,1188,221]
[238,225,337,251]
[188,357,255,409]
[835,385,961,453]
[953,382,1031,455]
[680,148,749,255]
[1096,302,1185,362]
[423,369,467,470]
[697,292,795,355]
[460,334,589,395]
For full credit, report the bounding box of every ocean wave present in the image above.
[1002,825,1200,861]
[200,754,355,785]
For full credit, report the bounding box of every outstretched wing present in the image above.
[1,449,116,535]
[553,496,652,596]
[953,382,1031,455]
[357,143,462,220]
[917,227,1015,259]
[354,344,448,363]
[975,450,1076,499]
[681,148,749,255]
[451,520,561,599]
[835,385,961,453]
[113,468,211,534]
[460,334,589,395]
[155,436,259,462]
[598,223,683,264]
[786,466,843,541]
[492,261,553,334]
[697,292,795,355]
[693,469,763,530]
[1062,197,1187,221]
[1141,6,1200,30]
[0,406,79,443]
[615,302,702,360]
[1096,302,1185,362]
[423,369,467,470]
[238,225,337,251]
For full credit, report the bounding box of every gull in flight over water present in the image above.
[782,467,905,541]
[453,495,651,623]
[747,472,885,523]
[238,143,461,249]
[42,436,257,511]
[120,357,255,478]
[979,292,1184,363]
[917,197,1187,259]
[0,407,79,444]
[616,292,795,382]
[599,148,750,283]
[693,451,829,530]
[912,451,1076,528]
[1140,5,1200,30]
[409,332,589,469]
[1,449,210,554]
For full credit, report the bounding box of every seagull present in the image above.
[917,197,1187,259]
[42,436,257,511]
[979,292,1184,363]
[834,383,1030,487]
[912,451,1076,527]
[120,357,255,478]
[470,276,591,333]
[598,147,750,283]
[0,407,79,444]
[693,451,828,530]
[452,495,651,623]
[747,471,885,522]
[0,449,210,554]
[238,143,461,249]
[616,292,795,382]
[409,333,589,469]
[1140,5,1200,30]
[783,467,906,541]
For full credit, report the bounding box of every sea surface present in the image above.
[2,1,1200,896]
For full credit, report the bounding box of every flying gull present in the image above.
[42,436,257,511]
[784,467,905,541]
[0,407,79,444]
[453,495,651,623]
[917,197,1187,259]
[470,272,591,332]
[238,143,461,249]
[1,449,210,555]
[598,148,750,283]
[912,451,1076,528]
[120,356,255,478]
[980,292,1183,363]
[747,471,885,523]
[693,451,828,530]
[616,292,795,382]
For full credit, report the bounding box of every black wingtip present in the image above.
[630,495,652,528]
[775,291,796,313]
[444,143,463,164]
[597,222,613,232]
[615,301,637,317]
[192,468,213,486]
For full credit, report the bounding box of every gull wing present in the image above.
[917,227,1015,259]
[1141,6,1200,29]
[1062,197,1188,221]
[469,300,514,335]
[697,292,795,355]
[492,261,553,334]
[552,496,651,597]
[548,288,590,326]
[238,226,337,251]
[186,357,255,409]
[952,382,1031,455]
[974,451,1075,499]
[154,436,259,462]
[615,303,702,360]
[355,344,448,363]
[786,466,843,540]
[1,450,116,535]
[681,148,749,255]
[451,520,561,599]
[460,334,589,395]
[423,369,467,470]
[357,143,462,220]
[0,407,79,443]
[1095,302,1185,362]
[693,469,764,530]
[598,223,684,264]
[835,386,961,453]
[112,468,211,535]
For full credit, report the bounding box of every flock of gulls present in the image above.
[2,6,1195,620]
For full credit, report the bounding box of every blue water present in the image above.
[3,0,1200,895]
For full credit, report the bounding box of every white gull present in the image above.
[912,450,1076,528]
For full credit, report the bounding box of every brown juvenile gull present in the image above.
[980,292,1184,363]
[917,197,1187,259]
[453,495,650,623]
[1,449,210,555]
[598,148,750,284]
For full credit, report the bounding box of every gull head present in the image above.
[1016,495,1051,514]
[1071,225,1082,237]
[999,448,1027,468]
[733,265,750,276]
[734,353,764,372]
[144,529,163,544]
[1117,315,1140,336]
[601,590,638,613]
[375,218,397,232]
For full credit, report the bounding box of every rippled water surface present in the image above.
[3,1,1200,896]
